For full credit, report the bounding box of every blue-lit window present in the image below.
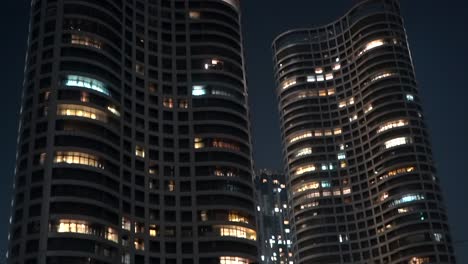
[389,194,424,207]
[65,75,110,96]
[192,85,207,96]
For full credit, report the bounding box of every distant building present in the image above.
[255,169,293,264]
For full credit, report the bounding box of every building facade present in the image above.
[255,169,293,264]
[272,0,456,263]
[8,0,258,264]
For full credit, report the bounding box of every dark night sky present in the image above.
[0,0,467,262]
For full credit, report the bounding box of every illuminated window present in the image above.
[163,97,174,108]
[71,34,102,49]
[212,139,240,151]
[192,85,207,96]
[325,73,334,80]
[53,219,118,243]
[371,72,395,82]
[282,79,296,89]
[319,90,327,97]
[216,225,257,241]
[167,180,176,192]
[364,104,373,114]
[135,63,145,75]
[316,75,324,82]
[54,151,103,169]
[307,76,316,82]
[107,105,120,116]
[122,217,131,230]
[300,202,319,209]
[205,59,224,70]
[149,225,158,237]
[358,39,385,56]
[337,153,346,160]
[178,99,189,109]
[328,88,336,95]
[65,75,110,96]
[200,211,208,221]
[189,11,201,19]
[315,68,323,74]
[384,137,411,149]
[135,145,145,158]
[220,256,250,264]
[289,132,312,143]
[389,194,424,207]
[434,233,443,242]
[295,147,312,158]
[406,94,415,101]
[294,165,316,175]
[343,187,351,195]
[134,239,145,250]
[334,128,342,135]
[57,104,108,122]
[377,120,409,133]
[409,257,430,264]
[228,212,249,224]
[321,181,331,188]
[295,181,319,193]
[378,166,415,181]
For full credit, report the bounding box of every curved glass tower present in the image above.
[272,0,456,263]
[8,0,258,264]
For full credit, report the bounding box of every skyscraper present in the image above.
[8,0,258,264]
[272,0,456,263]
[254,169,293,264]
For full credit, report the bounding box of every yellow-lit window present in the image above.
[333,63,341,71]
[377,120,409,133]
[358,39,385,56]
[54,151,102,169]
[378,166,415,182]
[294,165,316,176]
[212,139,240,151]
[315,68,323,74]
[163,97,174,108]
[295,181,319,193]
[135,145,145,158]
[57,104,108,122]
[319,90,327,97]
[57,219,90,234]
[371,72,395,82]
[216,225,257,241]
[194,138,205,149]
[327,88,336,95]
[228,212,249,224]
[105,227,118,242]
[134,239,145,250]
[189,11,201,19]
[281,78,296,90]
[409,257,430,264]
[325,73,334,80]
[149,225,158,237]
[167,180,176,192]
[364,104,373,114]
[295,147,312,158]
[220,256,250,264]
[71,34,102,49]
[333,128,342,135]
[289,132,312,143]
[200,211,208,221]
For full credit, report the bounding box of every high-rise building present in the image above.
[8,0,258,264]
[272,0,456,263]
[255,169,293,264]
